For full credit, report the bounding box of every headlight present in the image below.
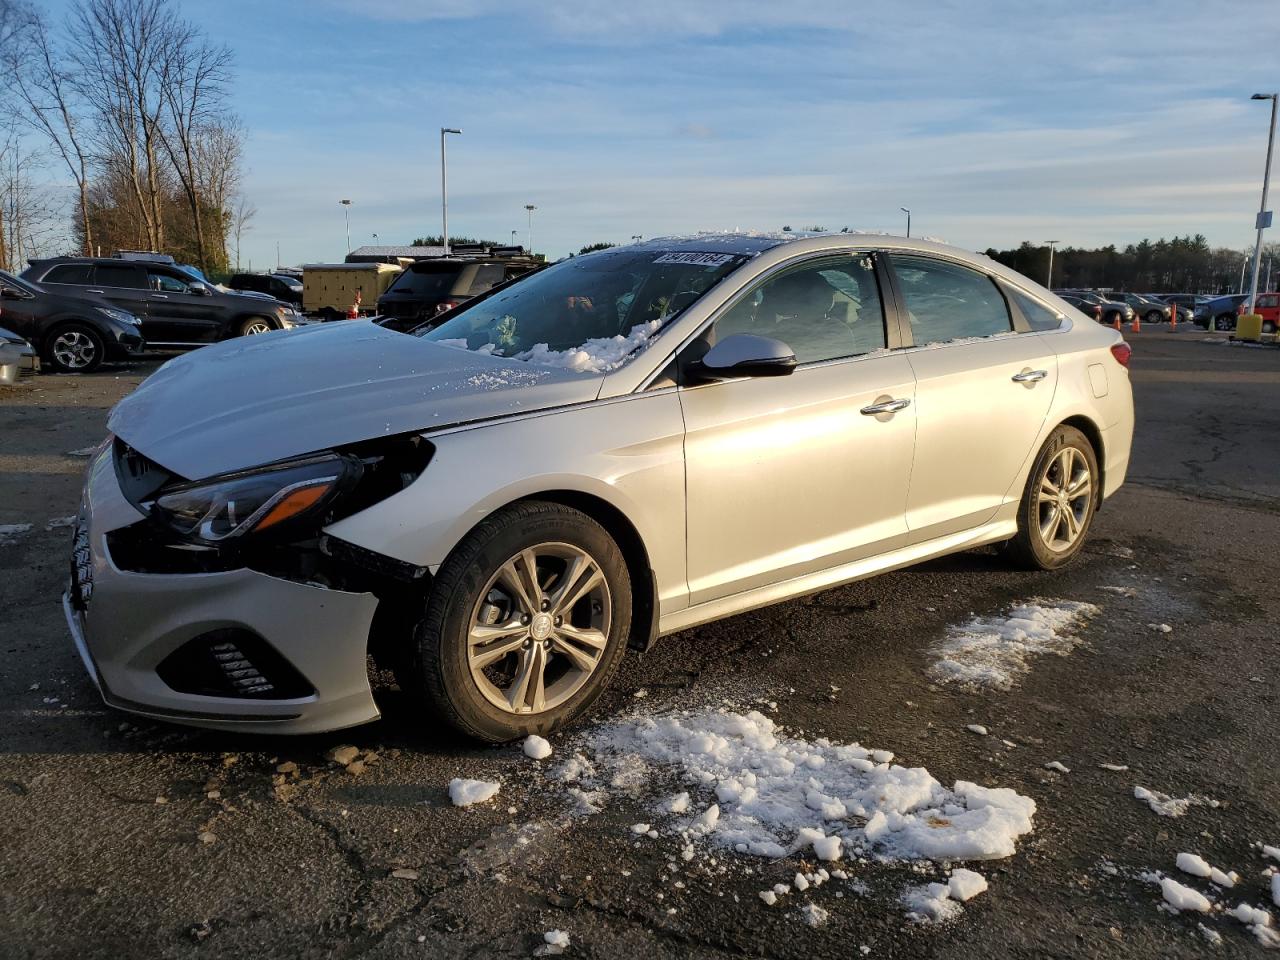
[150,453,363,543]
[97,307,141,325]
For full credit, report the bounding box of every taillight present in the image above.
[1110,342,1132,367]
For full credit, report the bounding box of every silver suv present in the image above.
[65,233,1134,741]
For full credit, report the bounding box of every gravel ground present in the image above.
[0,332,1277,959]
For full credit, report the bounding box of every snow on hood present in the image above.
[108,320,600,480]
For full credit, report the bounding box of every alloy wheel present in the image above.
[52,330,98,370]
[467,542,612,715]
[243,320,272,335]
[1036,446,1092,552]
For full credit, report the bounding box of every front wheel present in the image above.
[402,501,632,742]
[1144,309,1163,324]
[45,323,105,373]
[1004,426,1099,570]
[238,316,275,336]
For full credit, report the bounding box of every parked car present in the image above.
[1056,293,1103,321]
[1146,295,1194,324]
[1109,292,1172,324]
[376,255,542,331]
[0,325,38,384]
[1251,292,1279,333]
[228,272,304,307]
[66,234,1133,741]
[23,257,301,347]
[1194,294,1249,330]
[0,269,144,373]
[1056,290,1134,326]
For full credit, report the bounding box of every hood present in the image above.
[108,320,601,479]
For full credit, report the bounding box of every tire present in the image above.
[1004,425,1100,571]
[44,322,105,373]
[402,501,633,742]
[1264,321,1276,334]
[238,316,275,336]
[1144,310,1163,324]
[1214,313,1236,332]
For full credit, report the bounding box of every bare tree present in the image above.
[3,3,98,254]
[194,117,243,266]
[231,194,254,271]
[0,134,67,271]
[156,21,231,272]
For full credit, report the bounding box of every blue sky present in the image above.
[50,0,1280,267]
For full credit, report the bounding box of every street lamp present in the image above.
[440,127,462,255]
[525,204,537,254]
[1045,240,1060,288]
[1247,94,1277,314]
[899,207,911,238]
[511,229,518,246]
[339,199,352,254]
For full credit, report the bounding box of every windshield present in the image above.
[387,264,463,297]
[418,248,746,373]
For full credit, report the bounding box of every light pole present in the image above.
[525,204,537,255]
[1045,240,1060,288]
[511,230,518,246]
[440,127,461,256]
[899,207,911,238]
[1240,256,1249,294]
[339,199,352,254]
[1247,93,1277,314]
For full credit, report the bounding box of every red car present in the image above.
[1251,292,1279,333]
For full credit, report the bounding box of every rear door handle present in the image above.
[1011,369,1048,383]
[87,289,104,294]
[860,397,912,415]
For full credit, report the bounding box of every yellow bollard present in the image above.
[1236,313,1264,342]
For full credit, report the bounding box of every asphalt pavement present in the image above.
[0,330,1277,959]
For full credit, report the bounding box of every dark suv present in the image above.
[376,255,541,331]
[23,257,301,347]
[0,269,145,373]
[228,272,304,307]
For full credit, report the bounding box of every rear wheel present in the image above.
[401,501,632,742]
[1004,426,1099,570]
[238,316,274,336]
[1144,309,1163,324]
[45,323,104,373]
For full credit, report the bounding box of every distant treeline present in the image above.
[984,236,1280,294]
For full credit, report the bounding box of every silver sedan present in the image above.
[66,233,1134,741]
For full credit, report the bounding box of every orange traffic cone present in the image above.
[347,290,362,320]
[1131,312,1141,333]
[1111,313,1121,331]
[1169,307,1177,329]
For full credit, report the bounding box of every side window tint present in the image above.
[713,254,886,364]
[1009,289,1065,332]
[93,265,146,289]
[892,256,1012,345]
[44,264,93,285]
[148,271,189,293]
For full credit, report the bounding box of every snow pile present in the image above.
[554,708,1036,864]
[535,929,571,956]
[448,778,500,807]
[928,600,1098,690]
[901,882,965,923]
[1158,876,1212,913]
[513,320,662,374]
[1229,903,1280,947]
[1134,785,1218,818]
[0,523,33,544]
[523,735,553,761]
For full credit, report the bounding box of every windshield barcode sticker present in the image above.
[653,252,737,267]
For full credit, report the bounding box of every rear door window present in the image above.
[891,255,1012,346]
[92,264,147,289]
[43,264,94,285]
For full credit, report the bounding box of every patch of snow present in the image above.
[758,889,777,905]
[1177,853,1211,878]
[555,708,1036,864]
[966,724,988,736]
[663,792,690,815]
[1210,868,1237,888]
[948,868,988,901]
[902,882,963,923]
[1147,622,1173,634]
[1229,902,1280,947]
[523,735,553,760]
[630,822,651,834]
[1134,785,1217,818]
[1273,873,1280,909]
[1198,923,1223,946]
[536,929,571,956]
[1044,761,1071,774]
[65,445,99,457]
[801,902,829,927]
[1098,763,1129,772]
[1263,845,1280,862]
[512,319,664,374]
[0,523,33,543]
[928,600,1098,690]
[1159,876,1212,913]
[448,778,500,807]
[45,515,76,531]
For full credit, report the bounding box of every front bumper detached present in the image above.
[64,445,382,733]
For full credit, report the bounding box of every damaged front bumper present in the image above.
[64,443,387,734]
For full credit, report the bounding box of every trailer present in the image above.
[302,262,403,319]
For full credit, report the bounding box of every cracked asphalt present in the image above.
[1,331,1278,959]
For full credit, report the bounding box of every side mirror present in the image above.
[189,282,212,296]
[687,333,797,382]
[1,285,28,300]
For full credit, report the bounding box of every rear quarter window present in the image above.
[1010,289,1066,331]
[43,264,94,285]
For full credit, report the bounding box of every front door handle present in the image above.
[86,289,105,294]
[151,294,168,299]
[1011,369,1048,383]
[860,397,912,416]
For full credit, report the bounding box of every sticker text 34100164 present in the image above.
[652,252,738,267]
